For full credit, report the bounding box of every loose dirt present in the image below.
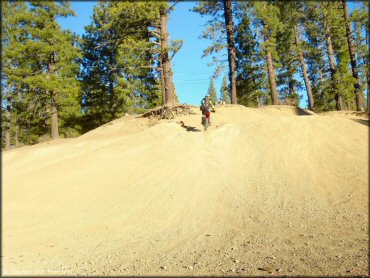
[3,105,368,276]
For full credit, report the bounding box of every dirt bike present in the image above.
[201,109,215,131]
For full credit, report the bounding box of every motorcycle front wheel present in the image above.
[204,118,209,131]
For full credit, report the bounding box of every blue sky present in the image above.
[169,2,228,105]
[57,1,360,108]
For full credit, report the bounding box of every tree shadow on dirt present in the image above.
[295,107,315,116]
[178,121,201,132]
[268,105,314,116]
[351,119,369,126]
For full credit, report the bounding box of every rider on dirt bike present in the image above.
[200,95,215,126]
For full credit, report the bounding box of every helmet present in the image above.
[205,95,210,99]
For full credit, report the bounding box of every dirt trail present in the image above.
[3,105,368,276]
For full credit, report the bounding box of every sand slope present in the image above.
[3,105,368,276]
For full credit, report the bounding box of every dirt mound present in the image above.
[319,110,369,120]
[3,105,368,276]
[257,104,317,116]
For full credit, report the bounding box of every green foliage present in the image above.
[193,1,228,78]
[2,1,83,145]
[80,1,165,130]
[196,0,367,111]
[351,2,369,109]
[220,76,231,104]
[301,2,329,110]
[252,1,284,61]
[234,2,268,107]
[2,1,173,144]
[207,78,218,104]
[274,2,303,106]
[302,2,360,111]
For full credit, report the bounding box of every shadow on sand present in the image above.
[265,105,315,116]
[351,119,369,127]
[178,121,201,132]
[294,107,315,116]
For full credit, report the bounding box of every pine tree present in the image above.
[80,2,126,127]
[159,5,177,106]
[223,0,237,104]
[208,79,218,104]
[99,2,181,109]
[351,1,369,110]
[80,2,170,129]
[193,0,237,104]
[1,1,28,148]
[295,31,314,109]
[253,1,283,105]
[220,76,231,104]
[14,2,82,140]
[324,4,342,110]
[303,2,351,111]
[302,2,332,111]
[275,2,312,109]
[2,1,77,146]
[342,0,365,111]
[234,2,267,107]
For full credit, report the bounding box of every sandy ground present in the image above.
[2,105,369,276]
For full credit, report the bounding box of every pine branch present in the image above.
[165,0,181,15]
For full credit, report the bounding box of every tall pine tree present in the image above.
[234,2,267,107]
[208,78,218,104]
[220,76,231,104]
[193,0,238,104]
[108,1,181,107]
[253,1,283,105]
[342,0,365,111]
[21,2,81,139]
[2,1,82,145]
[1,1,28,148]
[351,1,369,110]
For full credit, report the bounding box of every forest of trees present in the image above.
[1,1,369,149]
[194,1,369,110]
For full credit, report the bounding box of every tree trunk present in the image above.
[342,0,364,111]
[15,124,19,147]
[256,95,260,107]
[50,92,59,140]
[290,82,297,96]
[264,32,279,105]
[49,52,59,139]
[288,80,298,106]
[5,83,12,150]
[223,0,237,104]
[366,27,370,111]
[159,59,166,105]
[109,73,115,120]
[51,106,59,139]
[266,49,279,104]
[346,99,351,111]
[160,9,177,107]
[325,22,342,110]
[108,52,115,119]
[319,68,324,84]
[296,33,314,110]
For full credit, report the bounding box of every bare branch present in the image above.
[170,42,184,61]
[151,41,162,47]
[128,65,161,70]
[149,30,161,39]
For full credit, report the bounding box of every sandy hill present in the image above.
[3,105,368,276]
